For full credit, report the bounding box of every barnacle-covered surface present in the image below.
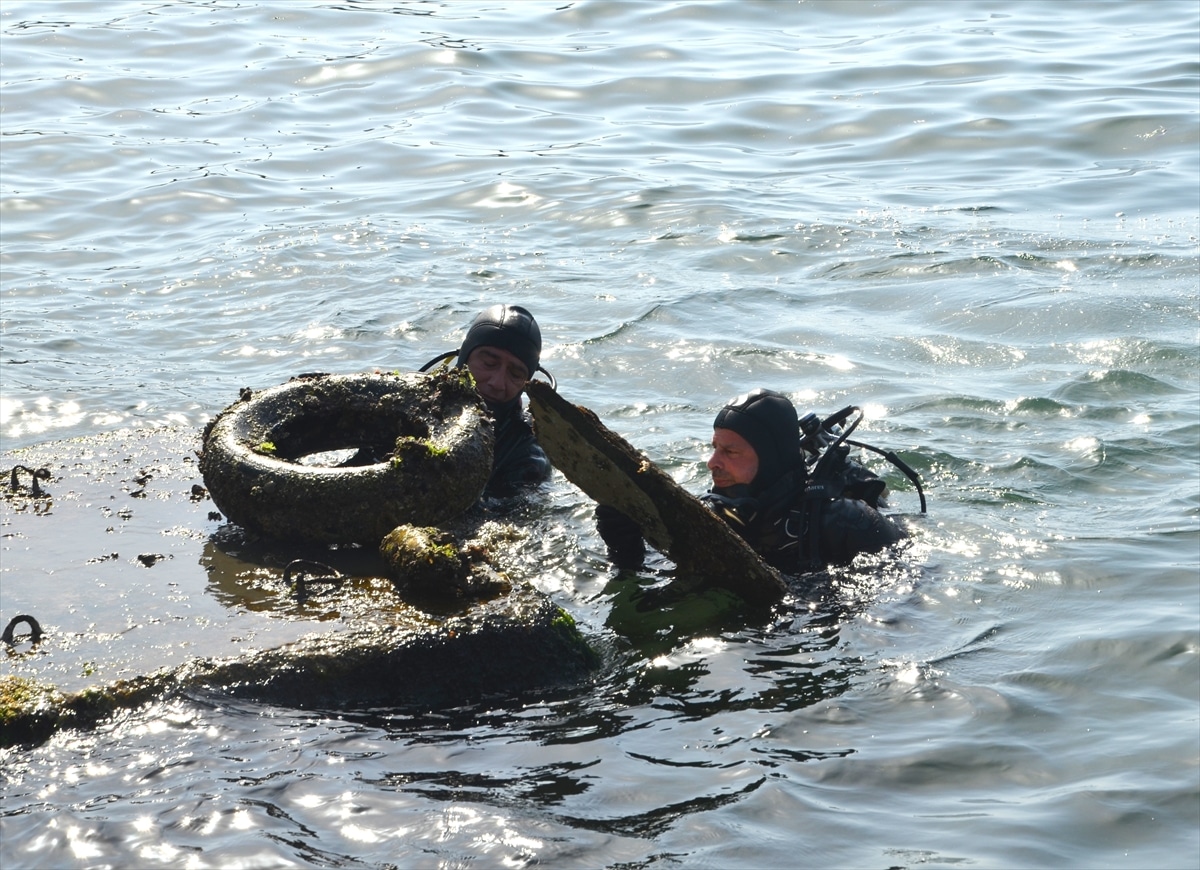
[379,523,513,599]
[526,380,787,606]
[198,369,494,544]
[1,425,597,748]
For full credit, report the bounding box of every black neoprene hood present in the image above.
[713,388,801,489]
[456,304,542,376]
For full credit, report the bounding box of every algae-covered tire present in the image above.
[199,370,493,544]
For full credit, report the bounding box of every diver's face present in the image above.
[465,345,530,405]
[707,427,759,489]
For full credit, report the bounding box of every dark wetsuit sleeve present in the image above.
[485,409,552,496]
[819,497,906,566]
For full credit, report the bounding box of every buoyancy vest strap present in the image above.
[797,479,830,572]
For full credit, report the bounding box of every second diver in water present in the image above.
[596,388,911,574]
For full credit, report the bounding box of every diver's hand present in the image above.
[595,504,645,570]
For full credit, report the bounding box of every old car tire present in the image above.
[199,370,493,544]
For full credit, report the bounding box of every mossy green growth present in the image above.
[391,436,449,460]
[1,676,63,724]
[379,524,468,590]
[455,368,477,390]
[71,677,161,720]
[548,607,600,668]
[255,441,278,455]
[1,676,65,749]
[0,673,171,749]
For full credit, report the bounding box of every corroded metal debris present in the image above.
[1,424,597,749]
[199,369,494,544]
[525,380,787,607]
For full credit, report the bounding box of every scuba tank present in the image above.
[798,406,926,513]
[793,406,927,572]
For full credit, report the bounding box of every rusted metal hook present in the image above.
[2,614,44,646]
[8,465,52,496]
[282,560,343,603]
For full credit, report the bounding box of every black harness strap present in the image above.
[843,439,927,514]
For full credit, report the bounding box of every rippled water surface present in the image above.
[2,1,1198,868]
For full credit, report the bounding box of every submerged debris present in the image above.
[380,524,512,600]
[2,615,43,647]
[283,559,344,603]
[0,581,598,750]
[199,370,494,544]
[7,465,52,497]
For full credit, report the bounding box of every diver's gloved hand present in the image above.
[595,504,645,570]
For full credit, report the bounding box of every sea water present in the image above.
[1,1,1197,867]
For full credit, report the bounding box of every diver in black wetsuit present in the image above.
[420,304,552,498]
[596,388,908,574]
